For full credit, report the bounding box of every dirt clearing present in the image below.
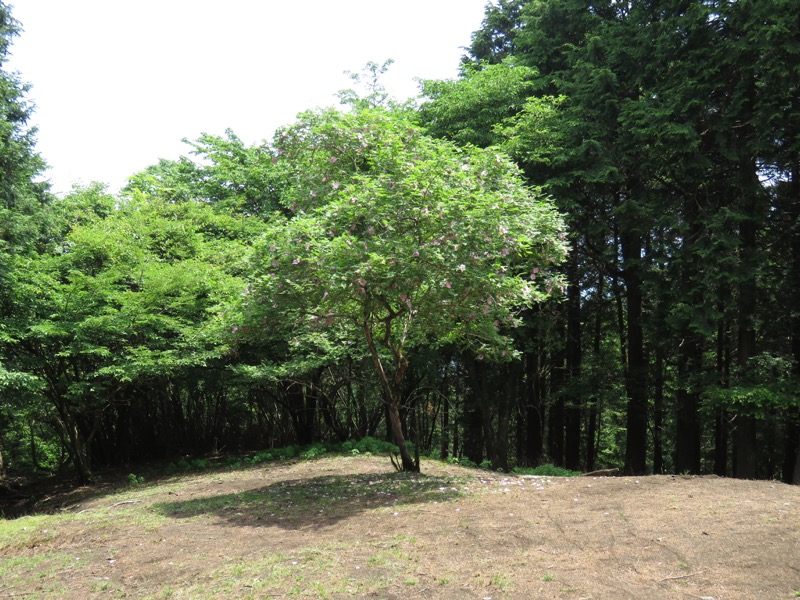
[1,456,798,599]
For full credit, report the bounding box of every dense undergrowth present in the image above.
[133,437,582,484]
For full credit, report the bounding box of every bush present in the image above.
[447,456,478,468]
[300,443,327,460]
[513,464,582,477]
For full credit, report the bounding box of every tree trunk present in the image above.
[675,335,702,474]
[652,346,665,474]
[675,197,704,475]
[548,339,565,467]
[585,274,604,472]
[440,371,450,460]
[788,162,800,484]
[622,230,648,475]
[363,325,418,472]
[793,436,800,486]
[460,353,484,465]
[386,397,417,471]
[67,418,92,485]
[524,349,544,467]
[564,249,582,471]
[733,161,760,480]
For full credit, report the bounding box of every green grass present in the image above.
[513,464,582,477]
[491,572,514,591]
[143,542,397,599]
[0,551,83,597]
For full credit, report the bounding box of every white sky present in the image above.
[6,1,489,195]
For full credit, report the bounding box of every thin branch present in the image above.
[659,570,706,582]
[108,499,140,509]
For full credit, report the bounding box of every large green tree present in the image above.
[245,106,568,471]
[0,1,50,478]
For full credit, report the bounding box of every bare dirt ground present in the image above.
[1,455,799,599]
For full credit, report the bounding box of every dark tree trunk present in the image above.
[490,362,517,472]
[584,274,604,472]
[652,346,665,474]
[621,230,648,475]
[564,249,582,471]
[675,197,704,475]
[733,162,760,480]
[788,162,800,484]
[524,349,545,466]
[793,433,800,486]
[286,383,313,446]
[548,337,565,467]
[675,335,702,474]
[440,367,450,460]
[462,355,484,466]
[714,292,732,476]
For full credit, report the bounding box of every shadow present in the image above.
[0,457,290,519]
[152,470,465,530]
[0,470,139,519]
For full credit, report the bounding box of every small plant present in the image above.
[190,458,210,470]
[542,573,555,582]
[491,573,513,590]
[249,450,274,464]
[301,443,327,460]
[447,456,478,468]
[127,473,145,486]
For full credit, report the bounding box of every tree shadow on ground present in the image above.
[0,456,305,518]
[151,470,465,530]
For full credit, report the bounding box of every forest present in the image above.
[1,0,799,485]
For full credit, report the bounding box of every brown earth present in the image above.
[1,456,799,599]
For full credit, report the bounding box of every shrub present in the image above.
[513,464,582,477]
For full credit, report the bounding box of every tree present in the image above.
[125,129,283,218]
[246,106,568,471]
[0,1,50,478]
[2,182,254,481]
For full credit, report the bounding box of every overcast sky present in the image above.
[6,1,489,195]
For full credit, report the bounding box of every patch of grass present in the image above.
[0,551,82,597]
[147,537,424,599]
[491,573,513,591]
[0,514,57,548]
[513,464,582,477]
[155,545,357,598]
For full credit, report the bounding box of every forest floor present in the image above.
[1,455,799,599]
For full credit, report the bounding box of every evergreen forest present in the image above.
[1,0,799,485]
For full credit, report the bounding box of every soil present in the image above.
[1,456,799,599]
